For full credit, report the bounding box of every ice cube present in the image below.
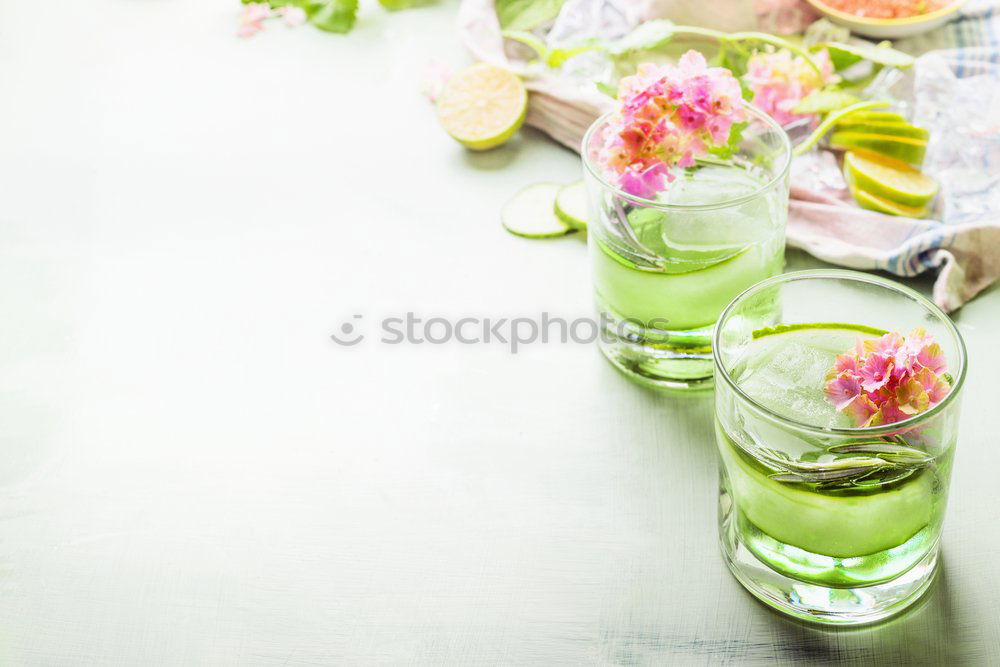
[736,338,852,430]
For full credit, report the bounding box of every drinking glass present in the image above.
[713,270,966,624]
[582,103,791,390]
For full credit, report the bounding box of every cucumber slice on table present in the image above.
[502,183,574,238]
[554,180,590,230]
[500,183,576,239]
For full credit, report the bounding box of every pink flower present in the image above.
[600,50,745,198]
[917,342,947,374]
[824,329,950,427]
[743,48,837,127]
[859,354,893,392]
[238,2,273,37]
[421,58,453,104]
[914,367,950,404]
[895,378,930,416]
[278,6,307,27]
[846,394,882,427]
[619,162,671,200]
[866,331,904,356]
[833,352,858,374]
[824,372,862,410]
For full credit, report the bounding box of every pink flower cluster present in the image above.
[238,3,307,38]
[824,328,950,427]
[743,48,837,126]
[600,50,745,199]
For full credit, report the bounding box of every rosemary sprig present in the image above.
[767,437,933,490]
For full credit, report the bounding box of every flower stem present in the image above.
[792,100,891,157]
[666,27,824,77]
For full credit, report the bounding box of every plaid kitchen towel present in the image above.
[458,0,1000,311]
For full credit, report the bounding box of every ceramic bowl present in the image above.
[804,0,966,39]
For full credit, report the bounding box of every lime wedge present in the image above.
[838,111,907,125]
[829,132,927,167]
[554,181,589,230]
[436,63,528,151]
[844,151,938,208]
[836,122,929,141]
[850,184,930,218]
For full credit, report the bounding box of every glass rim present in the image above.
[580,101,792,212]
[712,269,968,437]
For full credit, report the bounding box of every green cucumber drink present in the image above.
[713,272,966,625]
[583,106,790,390]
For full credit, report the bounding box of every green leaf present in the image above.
[306,0,358,33]
[495,0,565,31]
[816,41,914,70]
[501,30,549,61]
[792,89,861,115]
[595,81,616,98]
[378,0,436,9]
[242,0,305,5]
[546,42,600,68]
[607,19,675,56]
[709,121,747,160]
[802,18,850,47]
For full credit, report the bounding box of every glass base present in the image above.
[719,490,939,625]
[597,313,715,391]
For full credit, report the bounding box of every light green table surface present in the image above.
[1,1,998,664]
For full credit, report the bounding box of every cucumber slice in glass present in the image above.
[554,180,589,230]
[502,183,574,238]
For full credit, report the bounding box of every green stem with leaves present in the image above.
[792,100,890,156]
[503,25,824,75]
[665,27,823,76]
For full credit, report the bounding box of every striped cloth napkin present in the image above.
[458,0,1000,311]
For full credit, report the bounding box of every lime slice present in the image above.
[838,111,907,125]
[436,63,528,151]
[829,132,927,167]
[501,183,573,238]
[752,322,888,340]
[850,184,930,218]
[844,151,938,208]
[835,122,929,141]
[554,181,589,230]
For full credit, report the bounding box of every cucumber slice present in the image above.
[554,180,590,230]
[502,183,574,238]
[718,422,933,558]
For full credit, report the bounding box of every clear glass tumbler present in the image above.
[582,103,791,390]
[713,270,966,625]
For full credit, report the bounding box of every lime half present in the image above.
[436,63,528,151]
